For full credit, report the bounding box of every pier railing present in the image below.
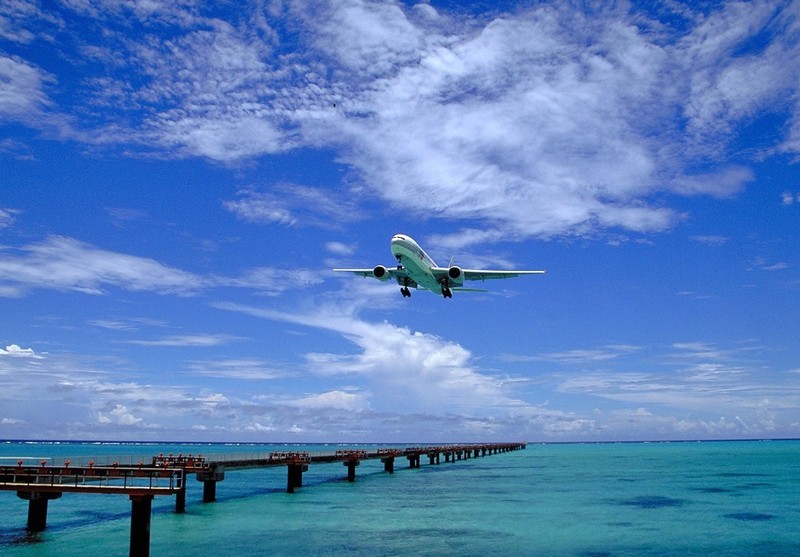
[0,462,184,495]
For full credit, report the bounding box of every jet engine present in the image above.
[447,265,465,286]
[373,265,391,281]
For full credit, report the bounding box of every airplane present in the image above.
[333,233,545,298]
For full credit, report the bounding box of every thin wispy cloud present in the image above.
[0,235,331,298]
[0,236,205,297]
[224,185,359,228]
[503,345,641,364]
[185,358,289,380]
[127,334,241,347]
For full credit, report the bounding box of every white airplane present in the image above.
[334,233,545,298]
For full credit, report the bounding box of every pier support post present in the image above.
[175,474,187,513]
[344,460,359,482]
[129,495,153,557]
[286,463,307,493]
[17,491,62,532]
[202,481,216,503]
[406,455,420,469]
[382,457,395,473]
[196,465,225,503]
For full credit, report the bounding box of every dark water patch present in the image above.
[715,472,769,478]
[741,482,774,489]
[694,486,734,493]
[0,529,43,547]
[499,497,528,504]
[724,512,776,521]
[581,552,612,557]
[619,495,686,509]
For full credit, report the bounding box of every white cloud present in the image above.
[217,300,527,415]
[505,345,640,364]
[1,417,25,425]
[325,241,355,256]
[782,191,800,205]
[127,334,240,347]
[0,344,43,359]
[6,2,799,242]
[0,235,339,298]
[216,267,325,296]
[0,55,53,122]
[0,208,19,228]
[223,185,359,228]
[186,358,287,380]
[690,235,729,246]
[97,404,144,426]
[287,390,369,411]
[0,236,206,297]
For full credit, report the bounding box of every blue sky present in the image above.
[1,0,799,443]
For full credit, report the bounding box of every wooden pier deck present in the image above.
[2,442,526,557]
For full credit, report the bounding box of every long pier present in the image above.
[1,442,525,556]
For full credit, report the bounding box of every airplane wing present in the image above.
[462,269,546,281]
[332,268,385,278]
[431,268,546,282]
[332,267,416,287]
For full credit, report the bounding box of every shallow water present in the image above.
[1,440,798,556]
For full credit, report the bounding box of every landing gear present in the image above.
[399,276,412,298]
[440,279,452,298]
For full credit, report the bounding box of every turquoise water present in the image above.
[1,440,798,556]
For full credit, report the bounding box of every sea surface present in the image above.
[1,440,798,556]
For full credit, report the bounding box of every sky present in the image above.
[1,0,799,443]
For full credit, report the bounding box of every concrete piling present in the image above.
[17,491,62,532]
[129,495,153,557]
[344,459,359,482]
[197,464,224,502]
[286,463,306,493]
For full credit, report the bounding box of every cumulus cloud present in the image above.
[0,344,43,359]
[97,404,144,426]
[216,300,528,415]
[287,390,370,411]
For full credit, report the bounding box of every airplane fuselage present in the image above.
[389,234,442,292]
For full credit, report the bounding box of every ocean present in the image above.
[1,440,798,556]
